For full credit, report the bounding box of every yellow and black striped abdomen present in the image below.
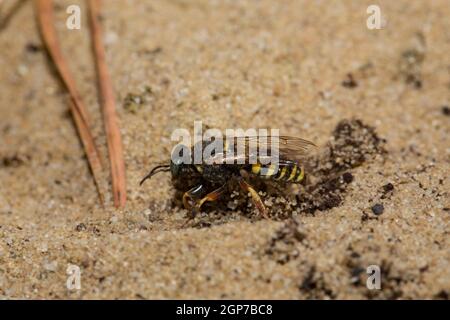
[251,162,305,184]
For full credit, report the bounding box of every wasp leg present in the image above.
[238,178,269,218]
[182,185,226,228]
[191,184,226,216]
[182,184,205,210]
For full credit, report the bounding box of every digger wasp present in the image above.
[140,134,316,221]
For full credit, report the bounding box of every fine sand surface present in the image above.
[0,0,449,299]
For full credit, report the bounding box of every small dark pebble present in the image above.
[371,203,384,215]
[75,223,87,232]
[382,183,394,192]
[412,79,422,89]
[342,172,354,183]
[342,73,358,88]
[2,155,26,168]
[144,47,162,55]
[441,106,450,116]
[25,42,41,53]
[419,265,429,273]
[434,290,449,300]
[299,266,316,291]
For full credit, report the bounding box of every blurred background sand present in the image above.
[0,0,449,299]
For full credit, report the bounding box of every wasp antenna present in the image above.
[139,165,170,186]
[139,173,152,186]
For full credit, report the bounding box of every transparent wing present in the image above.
[204,136,316,164]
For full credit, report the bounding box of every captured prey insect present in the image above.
[140,136,316,221]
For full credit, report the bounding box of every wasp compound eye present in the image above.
[170,160,181,177]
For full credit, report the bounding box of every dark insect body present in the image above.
[140,136,315,222]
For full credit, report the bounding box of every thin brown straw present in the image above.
[0,0,26,31]
[88,0,126,208]
[36,0,104,204]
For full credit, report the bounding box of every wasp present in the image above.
[140,136,316,220]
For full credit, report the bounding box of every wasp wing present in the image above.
[204,136,316,164]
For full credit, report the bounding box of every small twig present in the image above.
[0,0,26,31]
[36,0,104,204]
[88,0,127,208]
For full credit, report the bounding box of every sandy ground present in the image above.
[0,0,449,299]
